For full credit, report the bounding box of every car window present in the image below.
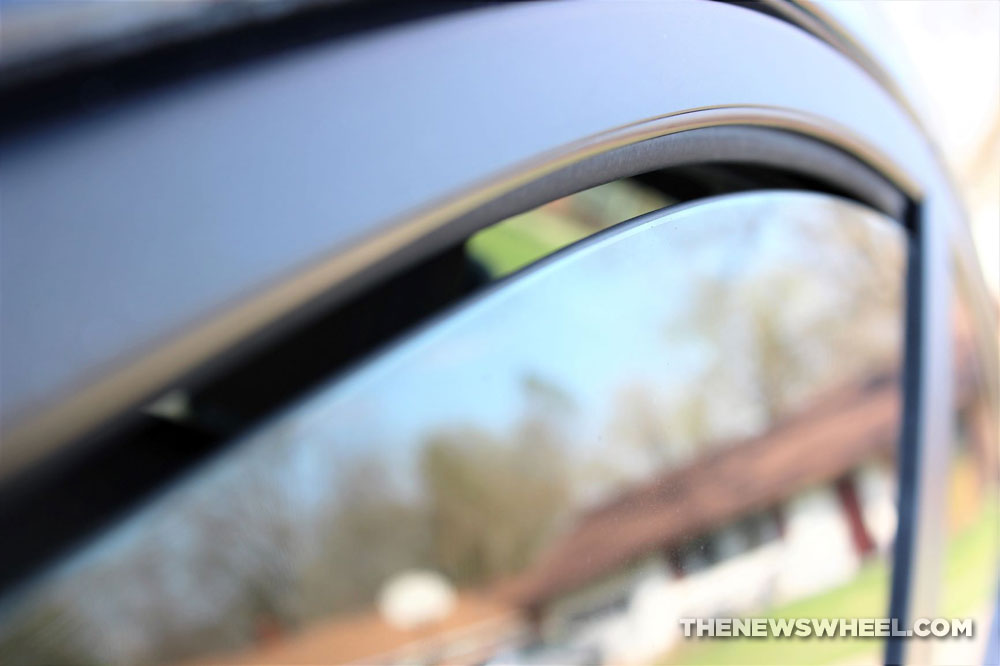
[0,189,907,666]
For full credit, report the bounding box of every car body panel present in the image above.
[0,2,990,662]
[0,0,949,456]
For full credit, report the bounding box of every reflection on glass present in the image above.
[0,190,907,666]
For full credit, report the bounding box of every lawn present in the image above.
[466,207,593,278]
[659,500,998,665]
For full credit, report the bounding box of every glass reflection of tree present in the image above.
[608,203,904,471]
[1,427,309,666]
[301,456,430,617]
[300,375,573,608]
[421,421,570,585]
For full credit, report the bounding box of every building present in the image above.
[509,371,903,664]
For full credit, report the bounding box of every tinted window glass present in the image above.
[0,190,906,666]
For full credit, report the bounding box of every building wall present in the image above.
[538,540,789,662]
[540,556,666,649]
[537,474,886,663]
[776,486,861,601]
[855,463,898,553]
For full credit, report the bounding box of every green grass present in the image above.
[659,502,998,665]
[466,208,593,278]
[662,560,889,666]
[464,178,673,278]
[941,499,999,617]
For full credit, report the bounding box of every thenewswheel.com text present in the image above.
[679,617,974,639]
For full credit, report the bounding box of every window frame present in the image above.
[0,3,973,662]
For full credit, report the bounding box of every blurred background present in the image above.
[875,0,999,299]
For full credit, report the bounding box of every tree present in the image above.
[302,455,431,617]
[419,421,570,586]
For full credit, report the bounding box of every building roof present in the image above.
[513,371,902,606]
